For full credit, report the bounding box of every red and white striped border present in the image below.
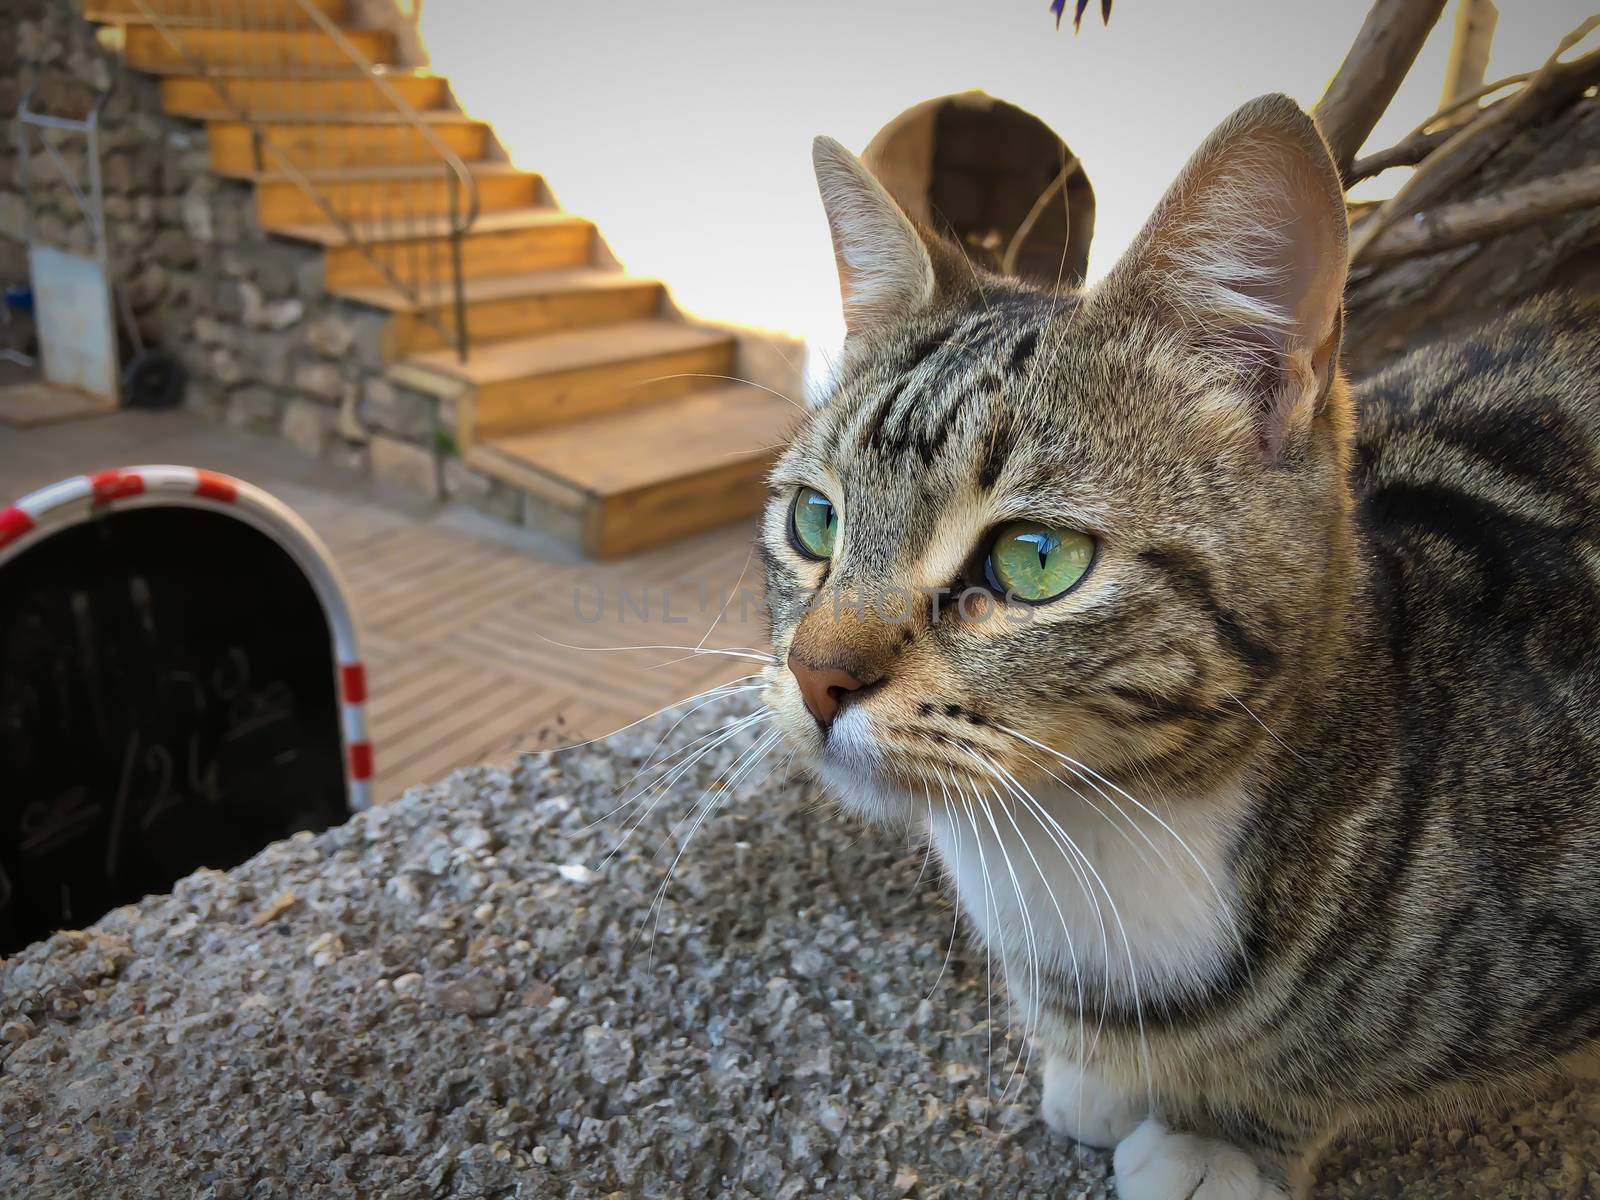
[0,465,373,811]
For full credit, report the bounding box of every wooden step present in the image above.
[413,320,737,440]
[468,385,795,558]
[271,209,595,290]
[162,72,447,117]
[88,0,343,20]
[335,269,663,356]
[208,114,489,172]
[124,24,393,71]
[242,162,538,226]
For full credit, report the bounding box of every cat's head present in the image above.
[759,95,1354,825]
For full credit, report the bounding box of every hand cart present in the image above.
[15,82,184,408]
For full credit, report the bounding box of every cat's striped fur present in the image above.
[758,94,1600,1197]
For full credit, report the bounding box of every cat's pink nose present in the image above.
[787,652,866,726]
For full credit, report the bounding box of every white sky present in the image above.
[422,0,1595,364]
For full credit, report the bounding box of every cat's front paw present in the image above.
[1113,1118,1288,1200]
[1040,1055,1146,1149]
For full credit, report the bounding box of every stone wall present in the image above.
[2,2,203,361]
[2,0,449,499]
[2,0,798,529]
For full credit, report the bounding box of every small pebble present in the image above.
[429,976,503,1018]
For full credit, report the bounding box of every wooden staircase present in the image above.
[88,0,794,558]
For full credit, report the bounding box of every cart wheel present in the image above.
[122,349,186,409]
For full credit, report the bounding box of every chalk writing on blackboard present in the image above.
[1,506,349,955]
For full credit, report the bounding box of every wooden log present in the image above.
[1343,97,1600,376]
[1315,0,1450,180]
[1356,166,1600,264]
[1349,18,1600,262]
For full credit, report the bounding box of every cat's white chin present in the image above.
[804,708,922,828]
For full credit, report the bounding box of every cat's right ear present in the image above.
[813,135,936,337]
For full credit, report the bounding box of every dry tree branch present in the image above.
[1348,70,1532,183]
[1354,165,1600,264]
[1437,0,1498,124]
[1348,127,1456,182]
[1349,15,1600,264]
[1002,157,1077,278]
[1315,0,1451,181]
[1416,68,1531,136]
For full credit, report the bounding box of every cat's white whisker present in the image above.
[630,371,810,415]
[592,705,768,835]
[556,677,769,763]
[695,542,758,655]
[970,747,1150,1100]
[952,746,1105,1073]
[635,680,769,769]
[908,782,937,896]
[951,747,1089,1087]
[976,781,1047,1104]
[600,712,770,865]
[947,771,1005,1101]
[1220,685,1307,762]
[641,648,782,672]
[1018,749,1168,876]
[528,628,781,668]
[639,727,782,955]
[994,721,1249,969]
[624,680,769,782]
[925,773,965,1002]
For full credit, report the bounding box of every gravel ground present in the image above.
[3,697,1597,1199]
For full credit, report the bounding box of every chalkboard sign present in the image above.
[0,506,350,955]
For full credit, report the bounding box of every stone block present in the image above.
[125,263,168,311]
[0,193,23,241]
[183,379,225,420]
[211,189,251,246]
[240,281,304,331]
[327,440,369,476]
[281,398,336,458]
[360,377,436,441]
[181,182,214,243]
[304,315,356,359]
[251,252,298,301]
[522,489,584,547]
[294,361,345,403]
[225,385,283,435]
[209,347,243,387]
[336,385,368,443]
[249,332,298,390]
[436,392,460,434]
[442,458,521,525]
[369,434,440,500]
[149,228,197,270]
[350,312,391,371]
[101,152,135,194]
[295,255,325,302]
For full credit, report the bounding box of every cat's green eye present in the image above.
[790,486,839,560]
[985,521,1094,603]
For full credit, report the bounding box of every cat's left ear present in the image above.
[813,135,937,337]
[1098,94,1348,459]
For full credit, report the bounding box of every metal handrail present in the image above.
[292,1,479,232]
[123,0,477,361]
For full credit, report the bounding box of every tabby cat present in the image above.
[757,94,1600,1198]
